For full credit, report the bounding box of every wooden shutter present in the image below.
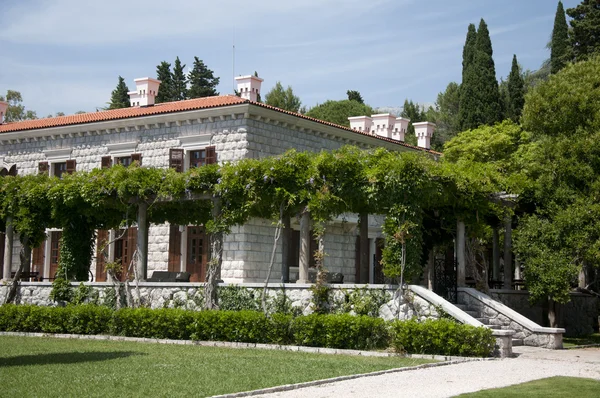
[101,156,112,169]
[131,153,142,166]
[38,161,49,175]
[169,149,184,173]
[205,146,217,165]
[66,159,76,174]
[96,230,109,282]
[355,236,360,283]
[0,233,4,279]
[0,168,7,177]
[8,165,17,176]
[168,225,182,272]
[31,241,46,276]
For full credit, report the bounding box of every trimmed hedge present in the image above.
[0,305,495,357]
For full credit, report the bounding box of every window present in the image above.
[52,160,76,178]
[189,146,216,169]
[54,162,67,178]
[116,156,132,167]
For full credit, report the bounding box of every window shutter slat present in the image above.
[66,159,76,174]
[38,162,49,175]
[169,149,184,173]
[131,153,142,165]
[206,146,216,165]
[101,156,112,169]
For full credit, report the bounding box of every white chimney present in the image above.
[413,122,436,149]
[371,114,396,138]
[128,77,161,107]
[348,116,373,134]
[393,117,410,142]
[235,75,264,102]
[0,100,8,124]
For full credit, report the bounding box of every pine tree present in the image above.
[474,19,502,125]
[188,57,220,98]
[567,0,600,61]
[265,82,301,112]
[172,57,188,101]
[346,90,364,104]
[108,76,130,109]
[507,55,525,122]
[156,61,174,103]
[551,1,570,74]
[462,23,478,82]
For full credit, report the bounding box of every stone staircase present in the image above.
[454,302,524,346]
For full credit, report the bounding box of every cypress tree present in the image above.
[156,61,174,103]
[507,55,525,122]
[474,19,502,126]
[108,76,130,109]
[172,57,188,101]
[188,57,220,98]
[458,23,482,130]
[551,1,570,73]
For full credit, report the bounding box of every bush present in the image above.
[390,318,494,357]
[0,305,495,357]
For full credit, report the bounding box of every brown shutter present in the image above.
[38,162,49,175]
[0,233,4,279]
[355,236,360,283]
[96,229,109,282]
[0,168,7,177]
[31,241,46,276]
[8,165,17,176]
[168,225,182,272]
[169,149,184,173]
[131,153,142,166]
[205,146,216,165]
[66,159,76,174]
[101,156,112,169]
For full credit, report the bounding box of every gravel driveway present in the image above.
[253,346,600,398]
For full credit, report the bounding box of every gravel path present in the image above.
[253,347,600,398]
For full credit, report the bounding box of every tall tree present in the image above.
[429,82,461,150]
[506,55,525,122]
[346,90,364,104]
[567,0,600,61]
[305,99,374,127]
[188,57,220,98]
[172,56,188,101]
[265,82,302,113]
[462,23,478,82]
[108,76,130,109]
[551,1,571,73]
[156,61,174,103]
[458,24,481,131]
[0,90,37,122]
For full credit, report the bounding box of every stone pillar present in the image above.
[514,256,522,280]
[359,212,369,283]
[578,265,587,289]
[456,220,466,286]
[297,210,310,283]
[281,215,291,283]
[136,202,148,281]
[369,238,376,284]
[492,227,500,282]
[503,215,513,290]
[3,217,14,281]
[426,249,434,290]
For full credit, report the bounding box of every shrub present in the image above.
[390,318,494,357]
[218,285,260,311]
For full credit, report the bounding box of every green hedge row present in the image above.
[0,305,495,357]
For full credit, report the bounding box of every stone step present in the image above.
[475,318,490,325]
[486,324,503,330]
[464,310,479,318]
[512,339,524,346]
[454,303,467,311]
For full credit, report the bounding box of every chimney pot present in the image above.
[412,122,436,150]
[128,77,161,107]
[0,100,8,124]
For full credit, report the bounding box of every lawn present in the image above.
[458,376,600,397]
[563,333,600,348]
[0,336,434,397]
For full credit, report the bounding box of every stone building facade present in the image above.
[0,77,436,285]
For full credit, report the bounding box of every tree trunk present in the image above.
[359,212,369,283]
[456,220,466,286]
[204,198,222,310]
[281,215,290,283]
[547,297,562,328]
[5,240,32,304]
[262,203,284,314]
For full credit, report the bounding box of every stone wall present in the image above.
[489,290,600,336]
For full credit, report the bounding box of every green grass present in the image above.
[458,376,600,397]
[0,336,434,397]
[563,333,600,347]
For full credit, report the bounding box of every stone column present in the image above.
[369,238,376,284]
[456,220,466,286]
[578,265,587,289]
[136,202,148,281]
[3,216,14,281]
[492,227,500,282]
[281,215,291,283]
[426,249,434,290]
[359,212,369,283]
[503,215,513,290]
[297,210,310,283]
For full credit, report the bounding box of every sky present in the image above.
[0,0,581,118]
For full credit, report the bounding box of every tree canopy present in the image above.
[264,82,302,113]
[155,61,174,103]
[108,76,130,109]
[188,57,220,98]
[551,1,570,73]
[305,99,374,127]
[0,90,37,122]
[172,57,188,101]
[567,0,600,61]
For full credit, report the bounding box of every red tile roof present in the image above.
[0,95,440,154]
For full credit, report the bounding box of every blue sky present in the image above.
[0,0,580,118]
